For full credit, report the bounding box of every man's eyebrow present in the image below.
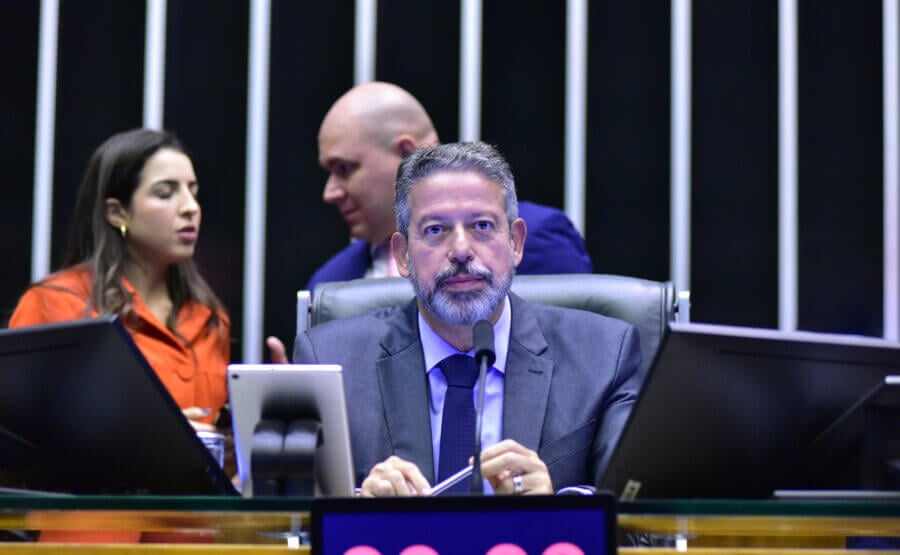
[320,156,346,169]
[414,213,447,225]
[416,211,499,224]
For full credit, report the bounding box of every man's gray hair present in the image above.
[394,141,519,236]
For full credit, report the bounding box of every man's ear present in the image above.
[391,232,411,277]
[510,218,527,266]
[393,135,418,157]
[104,198,128,229]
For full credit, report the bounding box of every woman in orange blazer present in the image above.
[11,128,229,427]
[10,128,230,543]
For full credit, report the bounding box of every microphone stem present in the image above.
[471,355,489,494]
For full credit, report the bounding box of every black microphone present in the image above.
[471,319,496,495]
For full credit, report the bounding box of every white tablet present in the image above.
[227,364,355,497]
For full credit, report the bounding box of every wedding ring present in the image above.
[512,474,524,495]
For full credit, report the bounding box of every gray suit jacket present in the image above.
[292,293,642,490]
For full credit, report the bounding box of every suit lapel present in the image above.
[502,294,555,452]
[376,301,435,482]
[373,295,554,480]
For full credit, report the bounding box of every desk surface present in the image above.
[0,497,899,552]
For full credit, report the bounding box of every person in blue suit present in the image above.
[309,82,592,290]
[293,142,640,496]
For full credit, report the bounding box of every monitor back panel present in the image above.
[0,317,235,495]
[600,323,900,499]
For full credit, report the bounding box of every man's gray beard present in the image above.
[408,254,514,327]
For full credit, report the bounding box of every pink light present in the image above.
[542,542,586,555]
[485,543,528,555]
[399,545,440,555]
[344,546,382,555]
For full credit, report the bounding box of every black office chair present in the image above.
[297,274,689,378]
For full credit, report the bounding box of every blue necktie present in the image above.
[437,354,478,493]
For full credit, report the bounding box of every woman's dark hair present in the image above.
[62,128,225,339]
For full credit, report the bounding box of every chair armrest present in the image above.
[296,290,311,335]
[676,290,691,323]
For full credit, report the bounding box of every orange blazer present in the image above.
[9,265,230,424]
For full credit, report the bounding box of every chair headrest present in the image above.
[310,274,677,378]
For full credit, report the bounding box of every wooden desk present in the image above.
[619,499,900,551]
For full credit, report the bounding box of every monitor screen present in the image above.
[599,322,900,499]
[227,364,355,497]
[311,494,617,555]
[0,316,236,495]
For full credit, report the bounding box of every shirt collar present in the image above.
[119,275,214,342]
[368,240,391,260]
[366,240,400,279]
[419,295,511,375]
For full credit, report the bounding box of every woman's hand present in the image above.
[182,406,216,432]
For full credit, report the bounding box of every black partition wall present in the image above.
[0,0,889,361]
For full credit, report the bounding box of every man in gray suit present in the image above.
[292,142,641,496]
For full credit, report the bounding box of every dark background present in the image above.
[0,1,886,361]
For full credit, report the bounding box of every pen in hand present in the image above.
[426,465,473,496]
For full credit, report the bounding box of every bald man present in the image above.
[307,82,593,290]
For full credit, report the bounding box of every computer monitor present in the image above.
[599,322,900,499]
[0,316,237,495]
[227,364,355,497]
[311,494,618,555]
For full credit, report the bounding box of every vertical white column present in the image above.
[143,0,167,130]
[32,0,59,281]
[243,0,271,363]
[779,0,798,331]
[355,0,377,84]
[459,0,482,141]
[564,0,588,236]
[671,0,692,292]
[885,0,900,341]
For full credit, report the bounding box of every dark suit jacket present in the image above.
[292,293,642,490]
[306,201,593,290]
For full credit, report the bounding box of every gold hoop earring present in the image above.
[120,224,127,239]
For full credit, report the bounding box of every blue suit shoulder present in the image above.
[306,240,371,290]
[517,201,593,274]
